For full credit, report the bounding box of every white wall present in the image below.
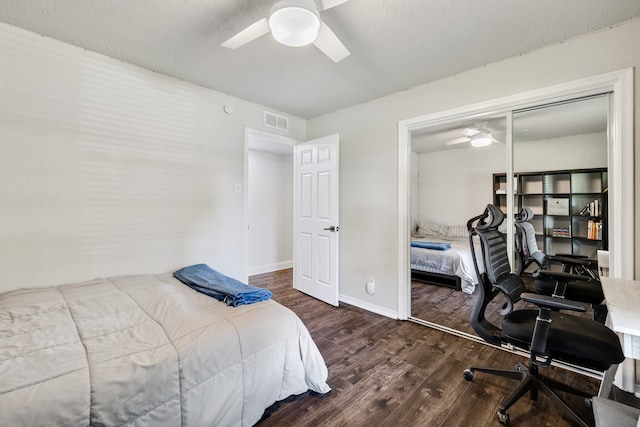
[416,144,504,227]
[307,19,640,315]
[416,132,608,226]
[1,18,637,306]
[247,149,293,275]
[0,23,305,291]
[513,132,608,172]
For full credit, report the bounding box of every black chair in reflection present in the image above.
[463,204,624,426]
[514,206,606,322]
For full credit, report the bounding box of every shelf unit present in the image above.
[493,168,607,261]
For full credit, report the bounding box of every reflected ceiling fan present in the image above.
[445,122,504,147]
[221,0,351,62]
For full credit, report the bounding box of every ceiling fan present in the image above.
[221,0,350,62]
[445,122,503,147]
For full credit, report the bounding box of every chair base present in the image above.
[464,362,593,426]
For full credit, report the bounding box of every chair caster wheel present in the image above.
[463,369,474,381]
[497,410,510,425]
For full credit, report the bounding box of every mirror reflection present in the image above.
[409,95,609,335]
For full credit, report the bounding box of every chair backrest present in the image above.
[515,206,548,271]
[467,204,527,345]
[476,205,512,284]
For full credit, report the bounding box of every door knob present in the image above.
[323,226,339,232]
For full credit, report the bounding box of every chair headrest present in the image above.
[517,206,534,222]
[477,204,505,230]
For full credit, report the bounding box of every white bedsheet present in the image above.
[0,273,330,426]
[410,236,481,294]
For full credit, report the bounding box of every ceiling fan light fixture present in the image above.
[470,133,492,147]
[269,0,320,47]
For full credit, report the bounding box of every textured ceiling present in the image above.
[1,0,639,118]
[411,95,609,153]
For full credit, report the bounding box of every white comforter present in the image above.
[0,273,330,426]
[410,236,481,294]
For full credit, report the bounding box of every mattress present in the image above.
[410,236,481,294]
[0,273,330,426]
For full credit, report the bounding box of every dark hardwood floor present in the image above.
[410,275,594,335]
[249,269,638,427]
[411,279,479,335]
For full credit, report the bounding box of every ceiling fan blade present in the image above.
[313,21,350,62]
[320,0,350,11]
[460,128,479,137]
[445,137,471,146]
[221,18,270,49]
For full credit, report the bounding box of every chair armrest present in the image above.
[523,293,588,366]
[549,255,593,267]
[533,270,591,282]
[521,292,588,312]
[555,253,589,259]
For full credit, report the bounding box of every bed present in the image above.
[0,272,330,426]
[411,235,480,294]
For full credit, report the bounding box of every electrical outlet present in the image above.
[366,278,375,295]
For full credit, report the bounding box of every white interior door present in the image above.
[293,134,339,306]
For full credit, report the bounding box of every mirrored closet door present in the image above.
[409,114,507,335]
[409,94,609,336]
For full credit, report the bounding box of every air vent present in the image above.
[264,111,289,132]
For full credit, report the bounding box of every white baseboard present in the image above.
[248,266,399,320]
[338,294,399,320]
[248,260,293,276]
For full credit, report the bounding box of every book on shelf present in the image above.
[552,227,571,238]
[579,199,601,217]
[587,220,602,240]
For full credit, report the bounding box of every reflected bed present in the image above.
[411,236,480,294]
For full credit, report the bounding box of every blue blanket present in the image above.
[411,241,451,251]
[174,264,272,306]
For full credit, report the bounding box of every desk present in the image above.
[601,277,640,396]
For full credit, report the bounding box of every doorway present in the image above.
[245,128,297,277]
[245,129,341,307]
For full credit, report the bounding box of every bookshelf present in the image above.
[493,168,607,261]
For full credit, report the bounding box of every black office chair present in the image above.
[514,206,606,322]
[463,204,624,426]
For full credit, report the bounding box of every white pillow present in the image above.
[418,220,449,237]
[447,225,468,238]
